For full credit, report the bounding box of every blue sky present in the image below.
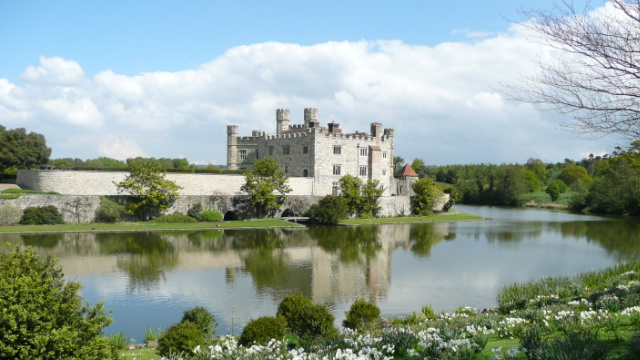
[0,0,616,166]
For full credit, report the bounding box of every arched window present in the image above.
[303,169,309,177]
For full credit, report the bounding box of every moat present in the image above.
[2,205,638,342]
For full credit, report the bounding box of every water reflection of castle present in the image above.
[1,224,454,304]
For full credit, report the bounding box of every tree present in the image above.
[393,156,405,169]
[115,159,182,219]
[508,1,640,139]
[546,179,568,201]
[360,179,384,217]
[339,174,363,216]
[0,246,114,359]
[338,175,383,217]
[558,165,593,187]
[412,177,444,215]
[241,157,291,217]
[0,125,51,171]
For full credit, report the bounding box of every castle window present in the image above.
[303,145,309,154]
[383,151,388,159]
[380,184,384,190]
[333,164,341,175]
[283,146,290,155]
[359,166,367,176]
[239,150,247,160]
[382,169,387,176]
[303,169,308,177]
[268,146,273,156]
[360,147,368,157]
[333,145,341,155]
[284,164,289,173]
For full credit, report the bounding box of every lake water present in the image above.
[2,205,639,342]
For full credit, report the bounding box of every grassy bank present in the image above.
[340,211,482,225]
[119,261,640,359]
[0,219,303,234]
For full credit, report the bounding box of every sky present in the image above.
[0,0,620,166]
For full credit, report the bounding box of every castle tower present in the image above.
[276,108,290,134]
[304,108,318,128]
[227,125,238,170]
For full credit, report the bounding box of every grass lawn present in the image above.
[0,219,304,234]
[340,211,483,225]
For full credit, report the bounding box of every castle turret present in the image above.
[227,125,238,170]
[304,108,318,128]
[276,108,290,134]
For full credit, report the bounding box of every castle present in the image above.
[227,108,409,196]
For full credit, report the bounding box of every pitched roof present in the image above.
[394,163,418,178]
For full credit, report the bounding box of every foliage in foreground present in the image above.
[158,307,217,358]
[0,247,114,359]
[155,261,640,360]
[238,316,287,346]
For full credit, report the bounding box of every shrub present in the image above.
[276,293,336,339]
[201,210,223,222]
[96,196,125,223]
[152,212,198,223]
[421,304,436,320]
[19,205,64,225]
[158,321,205,358]
[0,204,21,225]
[343,299,381,331]
[546,180,568,202]
[181,306,217,339]
[238,316,287,346]
[187,202,203,221]
[0,247,114,359]
[309,196,348,224]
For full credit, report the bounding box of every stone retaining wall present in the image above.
[0,194,414,224]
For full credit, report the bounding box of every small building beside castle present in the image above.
[227,108,398,196]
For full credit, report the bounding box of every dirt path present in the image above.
[0,184,20,191]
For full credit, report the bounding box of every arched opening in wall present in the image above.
[224,211,238,221]
[303,169,308,177]
[281,208,294,217]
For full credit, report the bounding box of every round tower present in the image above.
[227,125,238,170]
[304,108,318,128]
[276,108,290,134]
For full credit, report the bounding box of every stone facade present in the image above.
[227,108,397,196]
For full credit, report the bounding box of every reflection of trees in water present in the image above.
[483,222,544,243]
[408,223,450,257]
[20,233,63,248]
[579,220,640,260]
[308,225,382,264]
[95,232,179,290]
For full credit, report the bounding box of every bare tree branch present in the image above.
[505,0,640,139]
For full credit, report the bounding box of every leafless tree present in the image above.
[507,0,640,140]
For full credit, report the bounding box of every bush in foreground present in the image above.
[276,293,336,339]
[158,321,205,358]
[0,247,114,359]
[181,306,218,339]
[18,205,64,225]
[238,316,287,346]
[343,299,381,332]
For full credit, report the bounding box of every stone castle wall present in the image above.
[17,170,314,196]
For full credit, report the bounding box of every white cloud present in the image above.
[0,15,619,164]
[21,56,85,85]
[98,135,147,160]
